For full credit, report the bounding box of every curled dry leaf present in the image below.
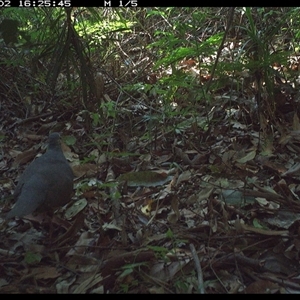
[72,163,98,177]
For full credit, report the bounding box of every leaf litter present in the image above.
[3,112,300,293]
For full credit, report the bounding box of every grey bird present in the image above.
[6,132,74,219]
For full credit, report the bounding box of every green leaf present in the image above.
[24,251,42,265]
[236,150,256,164]
[166,228,174,238]
[64,135,76,146]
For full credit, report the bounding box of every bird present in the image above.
[6,132,74,219]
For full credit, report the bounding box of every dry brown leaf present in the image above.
[244,280,280,294]
[11,149,38,166]
[34,267,61,280]
[72,163,98,177]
